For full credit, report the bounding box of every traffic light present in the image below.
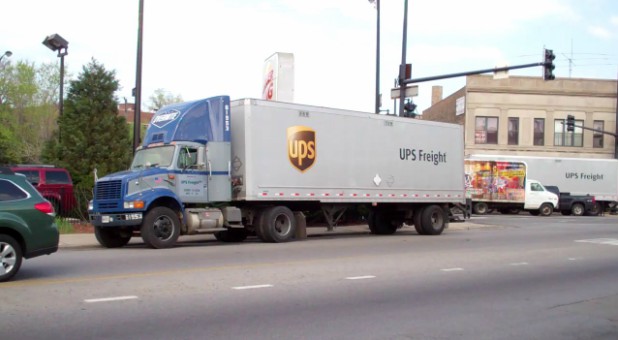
[566,115,575,132]
[543,49,556,80]
[402,100,417,118]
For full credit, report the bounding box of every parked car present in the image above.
[9,164,77,216]
[544,185,597,216]
[0,167,59,282]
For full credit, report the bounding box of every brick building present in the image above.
[422,75,618,159]
[117,103,154,127]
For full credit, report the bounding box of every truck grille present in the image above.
[96,180,122,200]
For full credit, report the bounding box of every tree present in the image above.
[147,88,183,111]
[42,59,131,190]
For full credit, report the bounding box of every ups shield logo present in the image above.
[287,126,316,172]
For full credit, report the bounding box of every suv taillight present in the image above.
[35,201,55,215]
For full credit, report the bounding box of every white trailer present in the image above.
[468,155,618,211]
[90,96,466,248]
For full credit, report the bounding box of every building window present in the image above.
[508,118,519,145]
[593,120,604,148]
[533,118,545,146]
[475,117,498,144]
[554,119,583,147]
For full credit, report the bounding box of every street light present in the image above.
[368,0,380,114]
[42,34,68,117]
[0,50,12,62]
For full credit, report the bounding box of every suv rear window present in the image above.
[46,171,71,184]
[0,179,29,201]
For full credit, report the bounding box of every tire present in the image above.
[141,207,181,248]
[539,203,554,217]
[413,206,425,235]
[473,202,489,215]
[420,205,446,235]
[571,203,585,216]
[0,235,23,282]
[95,227,132,248]
[586,202,602,216]
[368,211,398,235]
[214,229,248,243]
[259,206,296,243]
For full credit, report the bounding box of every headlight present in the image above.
[124,200,145,209]
[88,200,93,211]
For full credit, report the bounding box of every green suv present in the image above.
[0,167,59,282]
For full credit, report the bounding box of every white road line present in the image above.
[576,238,618,246]
[345,275,376,280]
[441,268,464,272]
[232,284,274,290]
[510,262,529,266]
[84,296,138,303]
[568,257,579,261]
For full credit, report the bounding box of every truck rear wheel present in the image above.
[413,206,426,235]
[539,203,553,216]
[95,226,132,248]
[571,203,585,216]
[259,206,296,243]
[420,205,446,235]
[141,207,181,248]
[368,211,398,235]
[473,202,489,215]
[0,235,22,282]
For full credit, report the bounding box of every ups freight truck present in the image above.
[469,154,617,214]
[89,96,465,248]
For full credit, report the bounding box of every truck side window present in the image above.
[530,183,542,192]
[178,147,198,168]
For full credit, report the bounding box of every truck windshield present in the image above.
[131,145,175,169]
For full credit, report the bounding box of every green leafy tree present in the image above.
[147,88,183,111]
[42,59,131,190]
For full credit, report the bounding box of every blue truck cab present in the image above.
[89,96,238,248]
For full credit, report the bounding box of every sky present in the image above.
[2,0,618,114]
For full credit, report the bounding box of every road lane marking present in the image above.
[510,262,529,266]
[84,296,138,303]
[575,238,618,246]
[232,284,273,290]
[345,275,376,280]
[441,268,464,272]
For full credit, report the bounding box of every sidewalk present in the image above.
[59,220,487,249]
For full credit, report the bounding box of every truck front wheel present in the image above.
[539,203,554,216]
[141,207,181,248]
[95,227,132,248]
[258,206,296,243]
[571,203,585,216]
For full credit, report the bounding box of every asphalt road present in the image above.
[1,215,617,339]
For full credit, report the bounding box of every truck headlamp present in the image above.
[88,200,93,211]
[124,200,145,209]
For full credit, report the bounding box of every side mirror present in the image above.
[197,146,206,169]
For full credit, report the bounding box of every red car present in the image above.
[10,165,77,216]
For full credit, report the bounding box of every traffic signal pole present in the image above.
[401,62,545,85]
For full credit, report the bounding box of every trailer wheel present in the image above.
[259,206,296,243]
[95,226,132,248]
[368,212,398,235]
[413,206,426,235]
[473,202,489,215]
[214,229,248,243]
[420,205,446,235]
[571,203,585,216]
[586,202,602,216]
[539,203,553,217]
[141,207,181,248]
[0,235,22,282]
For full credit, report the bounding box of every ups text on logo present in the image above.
[287,126,316,172]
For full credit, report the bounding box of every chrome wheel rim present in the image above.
[0,242,17,275]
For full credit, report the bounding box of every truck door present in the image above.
[177,146,210,203]
[205,142,232,202]
[524,181,545,210]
